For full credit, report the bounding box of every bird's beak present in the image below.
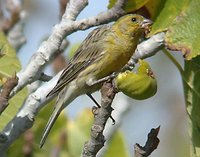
[141,18,153,29]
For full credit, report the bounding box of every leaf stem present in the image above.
[162,48,184,75]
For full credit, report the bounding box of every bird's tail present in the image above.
[39,97,64,148]
[40,86,77,148]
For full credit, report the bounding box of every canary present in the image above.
[40,14,152,148]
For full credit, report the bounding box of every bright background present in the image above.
[18,0,189,156]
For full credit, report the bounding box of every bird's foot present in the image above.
[87,93,115,125]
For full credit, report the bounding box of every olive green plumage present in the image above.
[40,14,152,148]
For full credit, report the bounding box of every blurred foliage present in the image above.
[108,0,150,13]
[0,31,21,82]
[183,56,200,156]
[104,130,129,157]
[7,107,128,157]
[0,32,27,130]
[7,99,70,157]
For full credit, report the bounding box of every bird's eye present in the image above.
[131,17,137,22]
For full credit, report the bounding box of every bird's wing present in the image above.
[47,25,110,97]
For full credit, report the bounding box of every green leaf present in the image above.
[0,31,21,81]
[183,56,200,156]
[0,31,27,130]
[165,0,200,60]
[148,0,200,60]
[0,88,27,130]
[149,0,190,36]
[104,130,129,157]
[108,0,150,13]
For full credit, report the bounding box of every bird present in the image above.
[40,14,152,148]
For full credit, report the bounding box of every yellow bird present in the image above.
[40,14,152,148]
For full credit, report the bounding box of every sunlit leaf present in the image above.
[149,0,190,36]
[165,0,200,60]
[0,31,21,80]
[0,88,27,130]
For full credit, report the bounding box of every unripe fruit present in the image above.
[115,60,157,100]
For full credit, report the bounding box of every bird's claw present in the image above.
[87,93,116,125]
[110,115,116,125]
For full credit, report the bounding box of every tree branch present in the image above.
[134,126,160,157]
[82,81,117,157]
[130,32,165,63]
[0,74,18,114]
[10,0,126,97]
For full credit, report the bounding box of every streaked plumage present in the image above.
[40,14,152,148]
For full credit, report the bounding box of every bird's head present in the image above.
[113,14,153,38]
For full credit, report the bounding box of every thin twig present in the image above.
[82,80,118,157]
[0,74,18,114]
[134,126,160,157]
[39,73,53,82]
[162,48,184,75]
[89,73,117,86]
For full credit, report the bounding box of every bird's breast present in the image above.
[95,43,136,78]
